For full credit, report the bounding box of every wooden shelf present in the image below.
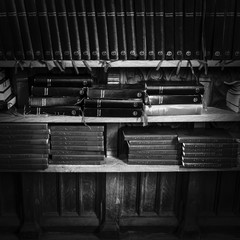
[0,157,239,173]
[0,107,239,123]
[1,60,240,68]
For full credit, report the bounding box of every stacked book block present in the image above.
[0,123,50,170]
[122,126,181,165]
[27,75,93,116]
[49,125,105,165]
[178,128,238,168]
[83,84,144,117]
[144,81,204,116]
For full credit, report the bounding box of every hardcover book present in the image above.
[51,131,103,136]
[51,150,104,155]
[182,156,237,163]
[51,145,104,151]
[182,162,236,168]
[0,123,48,130]
[127,159,181,165]
[50,125,104,131]
[51,140,103,146]
[51,136,104,141]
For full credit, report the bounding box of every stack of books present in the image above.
[178,128,238,168]
[0,124,50,170]
[122,126,181,165]
[27,75,93,115]
[83,84,144,117]
[49,125,105,165]
[225,80,240,113]
[144,81,204,116]
[0,71,16,110]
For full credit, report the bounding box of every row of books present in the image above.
[121,126,238,168]
[0,71,16,110]
[26,75,206,117]
[0,123,50,170]
[0,0,240,60]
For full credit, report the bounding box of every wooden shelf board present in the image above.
[0,157,239,173]
[0,107,239,123]
[1,60,240,68]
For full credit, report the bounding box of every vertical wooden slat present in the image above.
[233,172,240,214]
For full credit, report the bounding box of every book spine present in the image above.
[31,86,83,97]
[106,0,118,59]
[0,129,50,135]
[55,0,72,60]
[85,0,100,60]
[51,150,104,155]
[125,0,137,59]
[145,0,155,60]
[84,108,142,117]
[174,0,184,60]
[128,149,179,155]
[205,0,216,59]
[27,107,82,116]
[0,153,48,158]
[24,0,44,59]
[29,96,80,107]
[164,0,174,59]
[193,0,203,59]
[115,0,127,60]
[65,0,81,60]
[87,89,144,99]
[128,154,179,160]
[134,0,146,60]
[51,140,103,146]
[222,0,236,60]
[154,0,165,59]
[0,158,48,165]
[127,160,181,165]
[95,0,109,60]
[212,0,225,60]
[46,0,62,59]
[0,123,48,130]
[84,99,143,108]
[50,125,104,131]
[147,95,202,105]
[75,0,90,60]
[15,0,34,60]
[51,131,103,136]
[0,1,15,59]
[51,145,104,151]
[35,0,54,60]
[182,162,236,168]
[51,155,104,161]
[51,136,104,141]
[0,138,49,144]
[0,149,50,154]
[232,1,240,59]
[183,152,237,157]
[183,0,195,59]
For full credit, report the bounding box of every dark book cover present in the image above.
[115,0,127,60]
[0,123,48,130]
[146,81,205,95]
[51,140,103,146]
[51,131,103,136]
[182,156,237,163]
[127,144,178,150]
[154,0,165,59]
[0,138,49,145]
[0,149,50,154]
[65,0,81,60]
[33,75,93,87]
[0,129,49,135]
[125,0,137,59]
[0,158,48,165]
[15,0,34,60]
[182,162,236,168]
[128,149,179,155]
[95,0,109,60]
[183,0,195,59]
[5,0,25,60]
[127,159,181,165]
[212,0,225,60]
[51,136,104,141]
[183,151,238,157]
[0,164,48,170]
[36,0,54,60]
[193,0,203,59]
[2,134,49,140]
[50,125,104,132]
[145,0,155,59]
[128,139,176,145]
[46,0,62,59]
[86,88,144,99]
[84,108,142,117]
[75,0,90,60]
[29,96,81,107]
[51,150,104,155]
[84,99,143,108]
[128,154,179,160]
[106,0,118,59]
[182,142,238,149]
[232,1,240,59]
[31,86,83,97]
[85,0,100,60]
[0,1,14,59]
[222,0,236,60]
[178,128,236,143]
[0,153,48,159]
[134,0,146,60]
[122,127,177,140]
[55,0,72,60]
[204,0,216,59]
[51,145,104,151]
[164,0,174,59]
[24,0,44,59]
[147,95,202,105]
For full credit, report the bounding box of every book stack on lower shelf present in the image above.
[178,128,238,168]
[49,125,105,165]
[144,81,204,116]
[83,84,144,117]
[27,75,93,116]
[0,123,49,170]
[122,126,181,165]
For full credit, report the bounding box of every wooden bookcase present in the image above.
[0,61,240,240]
